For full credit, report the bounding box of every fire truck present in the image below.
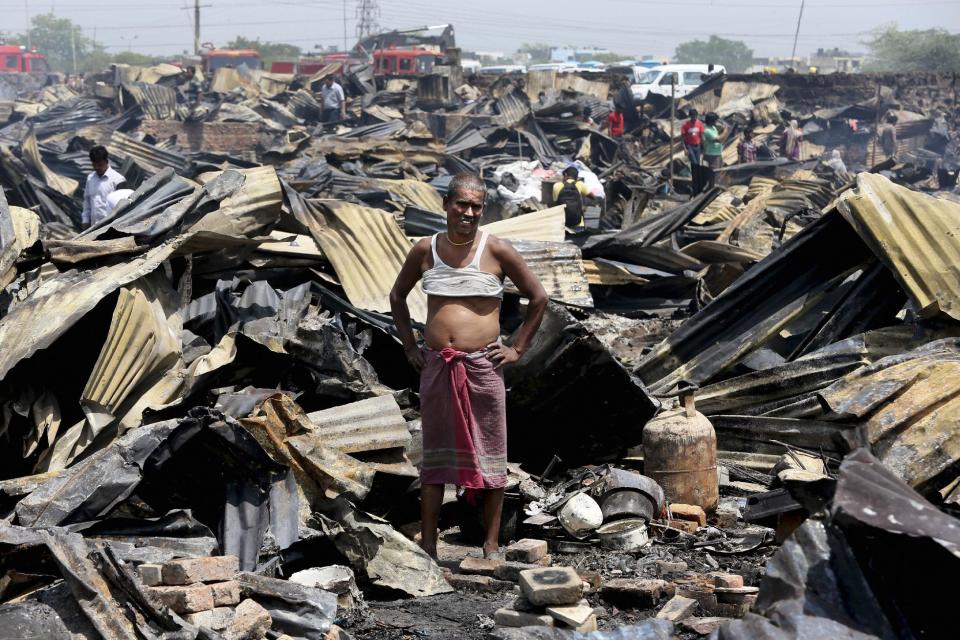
[0,45,51,74]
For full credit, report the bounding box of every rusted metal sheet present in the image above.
[287,195,428,322]
[120,82,177,120]
[820,338,960,489]
[838,172,960,321]
[306,394,411,454]
[509,240,593,307]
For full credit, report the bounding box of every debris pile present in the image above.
[0,59,958,640]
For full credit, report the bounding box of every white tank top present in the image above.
[421,231,504,299]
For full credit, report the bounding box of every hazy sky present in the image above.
[12,0,960,59]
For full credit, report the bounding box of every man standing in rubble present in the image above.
[681,109,705,166]
[390,174,547,560]
[553,166,593,229]
[81,146,126,229]
[320,75,347,125]
[879,113,898,160]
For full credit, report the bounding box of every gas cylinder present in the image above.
[642,387,718,513]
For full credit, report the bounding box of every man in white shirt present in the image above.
[319,76,346,125]
[81,146,126,228]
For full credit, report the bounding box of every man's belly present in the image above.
[425,297,501,353]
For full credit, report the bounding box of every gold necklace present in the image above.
[445,233,475,246]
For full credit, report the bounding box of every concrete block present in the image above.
[138,563,163,586]
[546,601,593,627]
[494,608,555,628]
[494,561,541,582]
[715,500,741,529]
[459,556,504,576]
[519,567,583,606]
[162,556,239,585]
[655,560,687,574]
[600,578,674,608]
[446,573,513,592]
[224,598,272,640]
[211,580,241,607]
[563,614,597,632]
[184,607,234,630]
[505,539,549,563]
[147,584,214,614]
[656,595,698,621]
[670,504,707,526]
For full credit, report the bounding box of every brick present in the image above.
[147,584,214,614]
[667,519,699,534]
[600,578,675,608]
[670,504,707,527]
[211,580,241,607]
[712,573,744,589]
[681,617,731,636]
[224,598,272,640]
[715,500,741,529]
[494,608,555,628]
[445,573,513,592]
[546,601,593,627]
[655,560,687,574]
[505,539,549,563]
[714,587,758,605]
[494,561,541,582]
[185,607,235,630]
[458,556,504,576]
[656,595,698,621]
[162,556,239,585]
[519,567,583,607]
[138,563,163,586]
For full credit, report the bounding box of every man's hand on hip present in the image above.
[486,343,521,369]
[405,345,425,372]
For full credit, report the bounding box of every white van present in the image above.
[630,64,725,101]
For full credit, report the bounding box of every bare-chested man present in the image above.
[389,173,547,559]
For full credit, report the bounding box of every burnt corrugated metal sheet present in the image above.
[819,338,960,490]
[287,195,428,322]
[306,395,410,454]
[120,83,177,120]
[481,206,565,243]
[837,172,960,321]
[107,131,189,174]
[509,240,593,307]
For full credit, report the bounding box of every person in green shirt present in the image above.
[702,112,724,190]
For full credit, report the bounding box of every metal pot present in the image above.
[597,518,649,551]
[558,493,603,539]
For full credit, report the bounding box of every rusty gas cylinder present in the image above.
[642,387,718,513]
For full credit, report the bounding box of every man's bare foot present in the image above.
[419,540,438,560]
[483,544,504,560]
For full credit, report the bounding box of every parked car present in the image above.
[630,64,725,100]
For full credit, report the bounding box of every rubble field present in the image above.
[0,59,958,640]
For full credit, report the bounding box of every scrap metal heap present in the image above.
[0,61,958,639]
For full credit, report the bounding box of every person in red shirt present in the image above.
[681,109,705,165]
[607,106,625,138]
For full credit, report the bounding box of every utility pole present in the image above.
[343,0,348,51]
[194,0,200,55]
[70,26,77,75]
[182,1,211,55]
[355,0,380,39]
[790,0,805,70]
[24,0,31,49]
[669,75,676,193]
